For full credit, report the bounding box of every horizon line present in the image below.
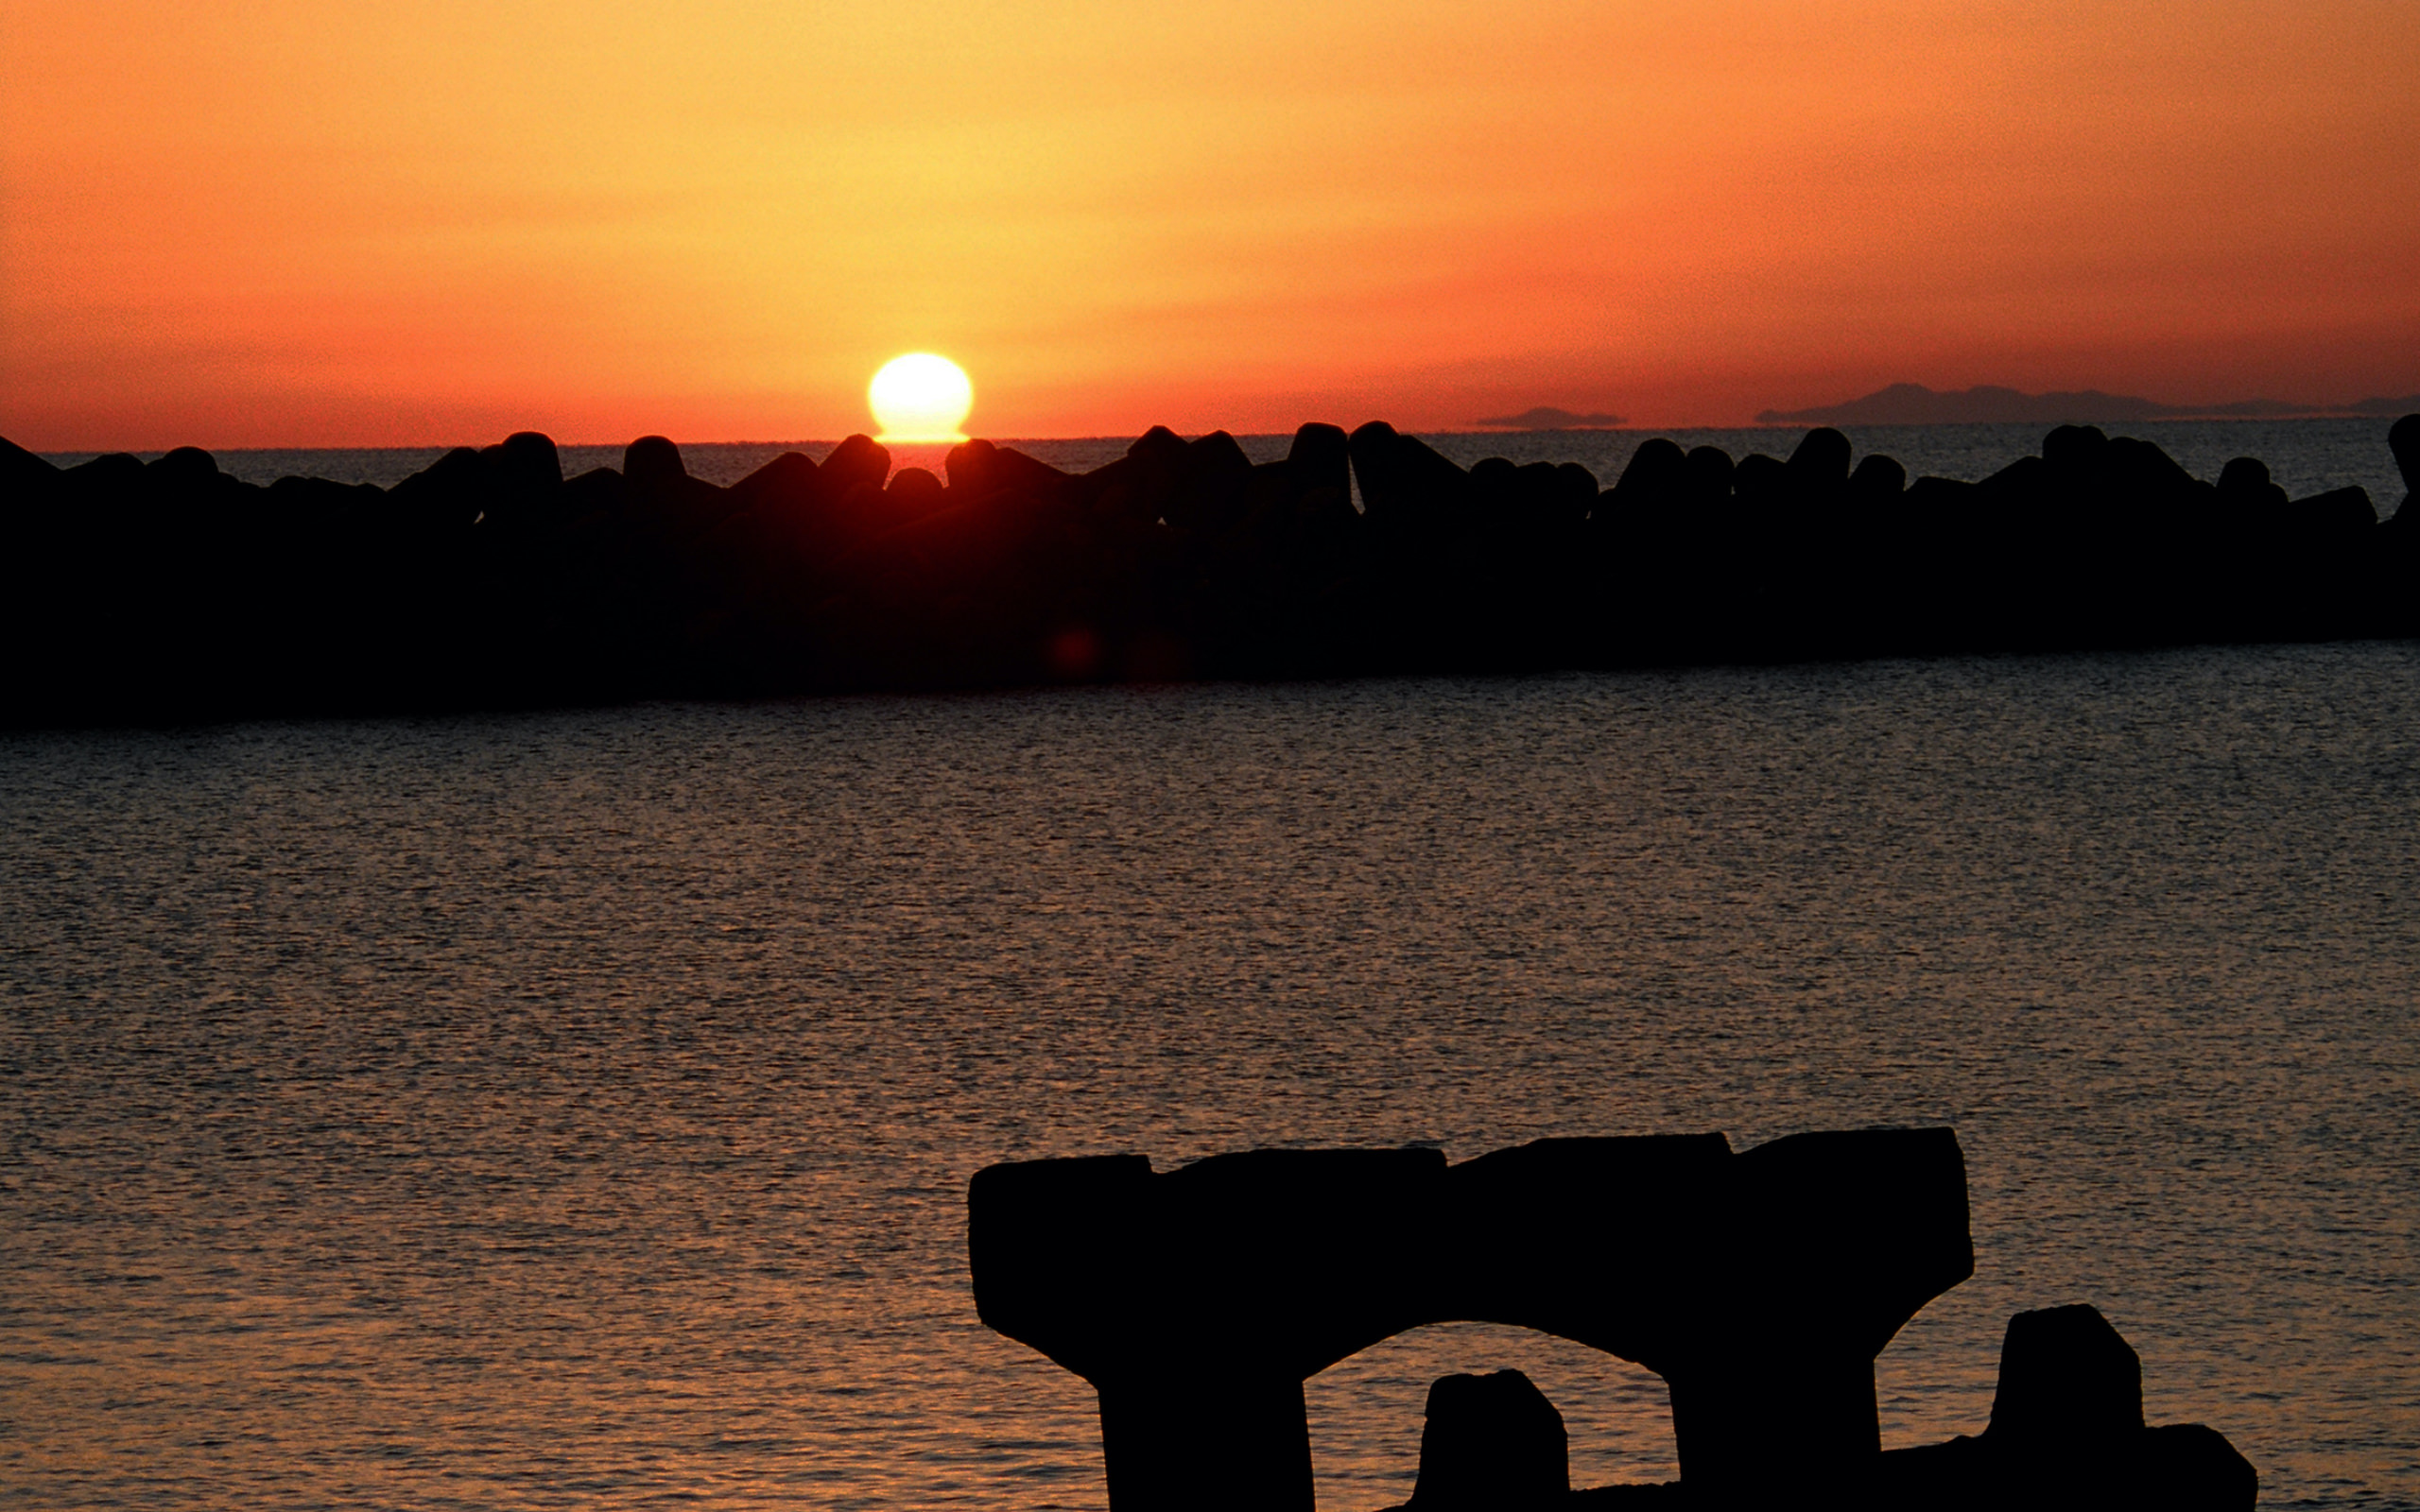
[24,410,2419,458]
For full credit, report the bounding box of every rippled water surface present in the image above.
[5,646,2419,1509]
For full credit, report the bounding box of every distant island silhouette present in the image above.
[3,412,2415,727]
[1758,382,2420,426]
[1474,406,1627,430]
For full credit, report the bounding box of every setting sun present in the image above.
[869,354,974,444]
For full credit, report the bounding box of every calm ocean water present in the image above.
[5,646,2419,1510]
[34,417,2419,519]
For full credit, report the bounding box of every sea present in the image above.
[5,420,2418,1510]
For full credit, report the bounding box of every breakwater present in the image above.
[5,416,2414,725]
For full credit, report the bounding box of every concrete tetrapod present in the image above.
[1402,1368,1569,1510]
[966,1127,1972,1512]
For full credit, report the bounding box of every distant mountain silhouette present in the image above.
[1758,383,2420,426]
[1475,406,1626,430]
[2346,394,2420,417]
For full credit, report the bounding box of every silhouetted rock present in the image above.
[1349,421,1470,531]
[730,450,819,512]
[943,438,997,494]
[1608,438,1686,515]
[2102,435,2206,503]
[1471,456,1520,518]
[1405,1370,1567,1510]
[1979,452,2047,501]
[1552,463,1598,520]
[1000,445,1074,496]
[886,466,947,521]
[5,413,2415,726]
[149,446,219,487]
[619,434,749,540]
[2393,414,2420,490]
[562,464,628,520]
[1787,426,1852,492]
[2385,414,2420,528]
[941,438,1071,504]
[0,434,60,495]
[458,431,568,535]
[1461,455,1593,538]
[63,452,147,496]
[2216,455,2272,496]
[623,435,686,493]
[2216,455,2289,523]
[488,431,563,493]
[1846,453,1906,505]
[2133,1424,2260,1510]
[1681,446,1735,509]
[970,1128,1969,1512]
[821,433,892,499]
[1129,424,1188,470]
[1286,422,1351,499]
[1167,430,1253,534]
[971,1134,2256,1512]
[1731,453,1787,515]
[387,446,492,523]
[2291,486,2377,541]
[1988,1304,2142,1448]
[1094,426,1186,529]
[1874,1305,2254,1512]
[2043,422,2110,475]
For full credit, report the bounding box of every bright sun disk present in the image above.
[869,353,974,443]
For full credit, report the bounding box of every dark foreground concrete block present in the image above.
[490,431,563,492]
[1288,422,1351,499]
[1788,426,1852,492]
[1874,1305,2256,1512]
[1989,1302,2143,1448]
[2124,1422,2258,1509]
[2392,414,2420,495]
[1409,1369,1568,1510]
[970,1128,1969,1512]
[1847,453,1906,502]
[623,435,685,493]
[149,446,219,486]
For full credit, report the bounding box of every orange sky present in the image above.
[4,0,2417,448]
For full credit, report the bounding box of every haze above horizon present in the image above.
[4,1,2416,450]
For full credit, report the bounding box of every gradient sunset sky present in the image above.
[4,0,2415,448]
